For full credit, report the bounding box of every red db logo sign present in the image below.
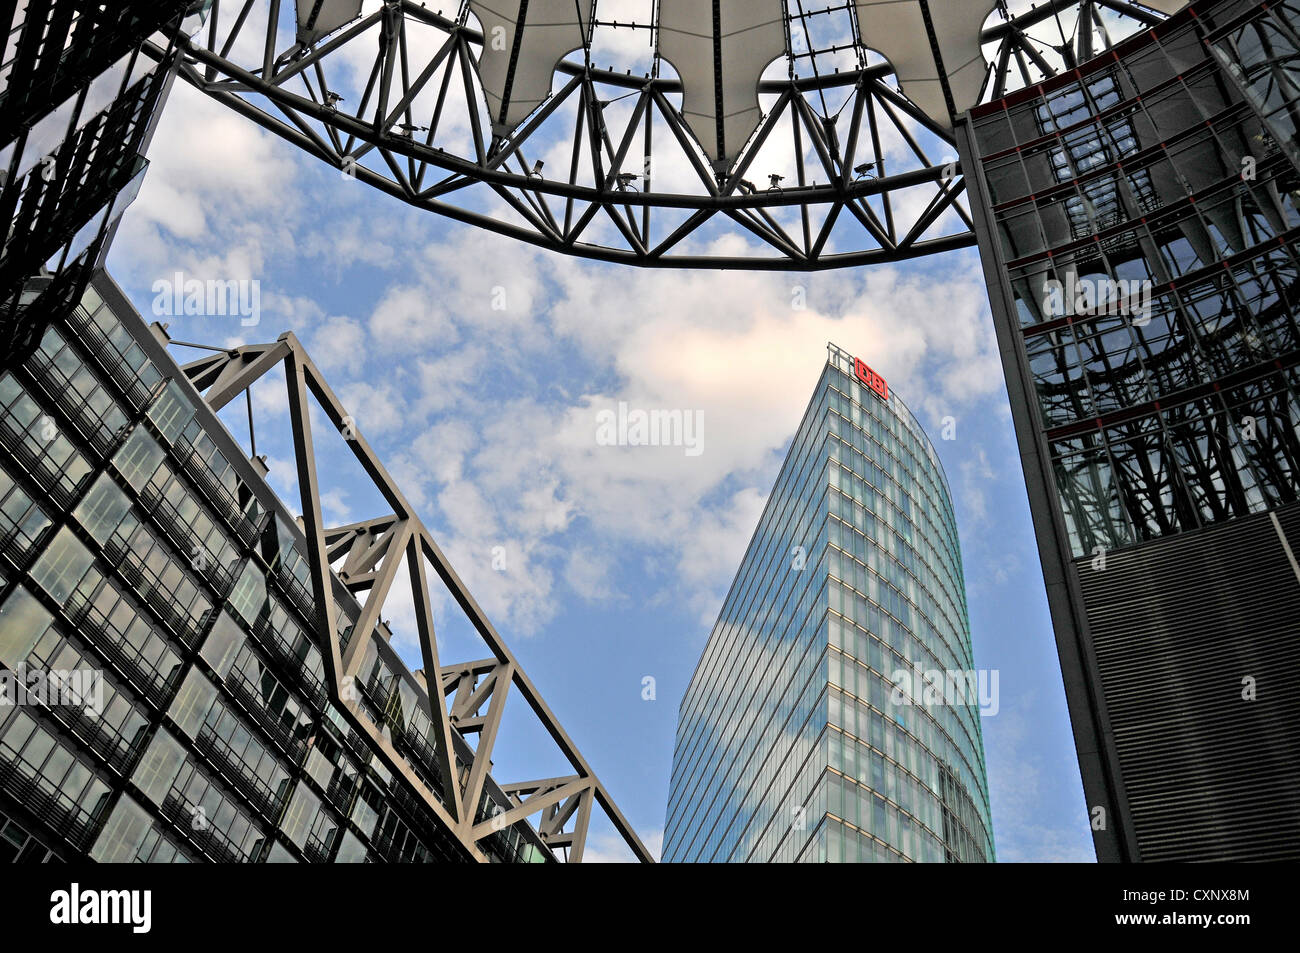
[854,358,889,401]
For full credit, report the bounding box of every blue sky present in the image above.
[104,70,1095,862]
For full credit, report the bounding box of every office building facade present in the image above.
[1,1,202,367]
[664,344,994,863]
[957,0,1300,861]
[0,269,641,863]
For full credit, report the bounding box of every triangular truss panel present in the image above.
[176,332,652,862]
[156,0,1186,270]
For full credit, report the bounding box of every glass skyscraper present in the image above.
[663,344,994,863]
[957,0,1300,861]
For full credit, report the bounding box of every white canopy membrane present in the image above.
[296,0,365,45]
[854,0,1188,130]
[657,0,788,171]
[291,0,1190,165]
[469,0,594,136]
[177,1,1196,270]
[466,0,1189,161]
[854,1,999,132]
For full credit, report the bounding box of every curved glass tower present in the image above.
[663,344,994,863]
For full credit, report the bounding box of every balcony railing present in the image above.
[222,667,308,766]
[388,777,459,851]
[63,591,182,709]
[42,695,148,778]
[99,536,207,650]
[0,756,103,852]
[193,722,289,824]
[302,829,335,864]
[342,726,370,762]
[366,828,406,863]
[0,412,91,509]
[135,479,237,600]
[167,436,263,550]
[21,351,129,460]
[63,305,159,413]
[358,675,399,731]
[324,771,359,816]
[0,523,46,574]
[248,612,328,711]
[160,786,260,864]
[269,561,318,630]
[393,725,449,802]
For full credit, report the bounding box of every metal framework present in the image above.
[176,332,653,862]
[155,0,1183,270]
[1,0,195,364]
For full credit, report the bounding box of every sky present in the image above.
[101,17,1098,862]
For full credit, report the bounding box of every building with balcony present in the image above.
[0,269,646,863]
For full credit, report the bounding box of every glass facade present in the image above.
[968,0,1300,561]
[0,2,206,367]
[1212,1,1300,169]
[961,0,1300,862]
[663,345,994,863]
[0,272,550,863]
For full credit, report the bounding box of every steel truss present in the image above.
[157,0,1180,271]
[178,332,652,862]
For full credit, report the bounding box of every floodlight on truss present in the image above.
[157,0,1186,271]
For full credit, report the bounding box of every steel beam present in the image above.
[176,330,653,862]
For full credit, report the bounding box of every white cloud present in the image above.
[580,828,664,863]
[307,315,367,375]
[370,283,460,352]
[165,220,1007,635]
[564,546,617,603]
[117,83,299,276]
